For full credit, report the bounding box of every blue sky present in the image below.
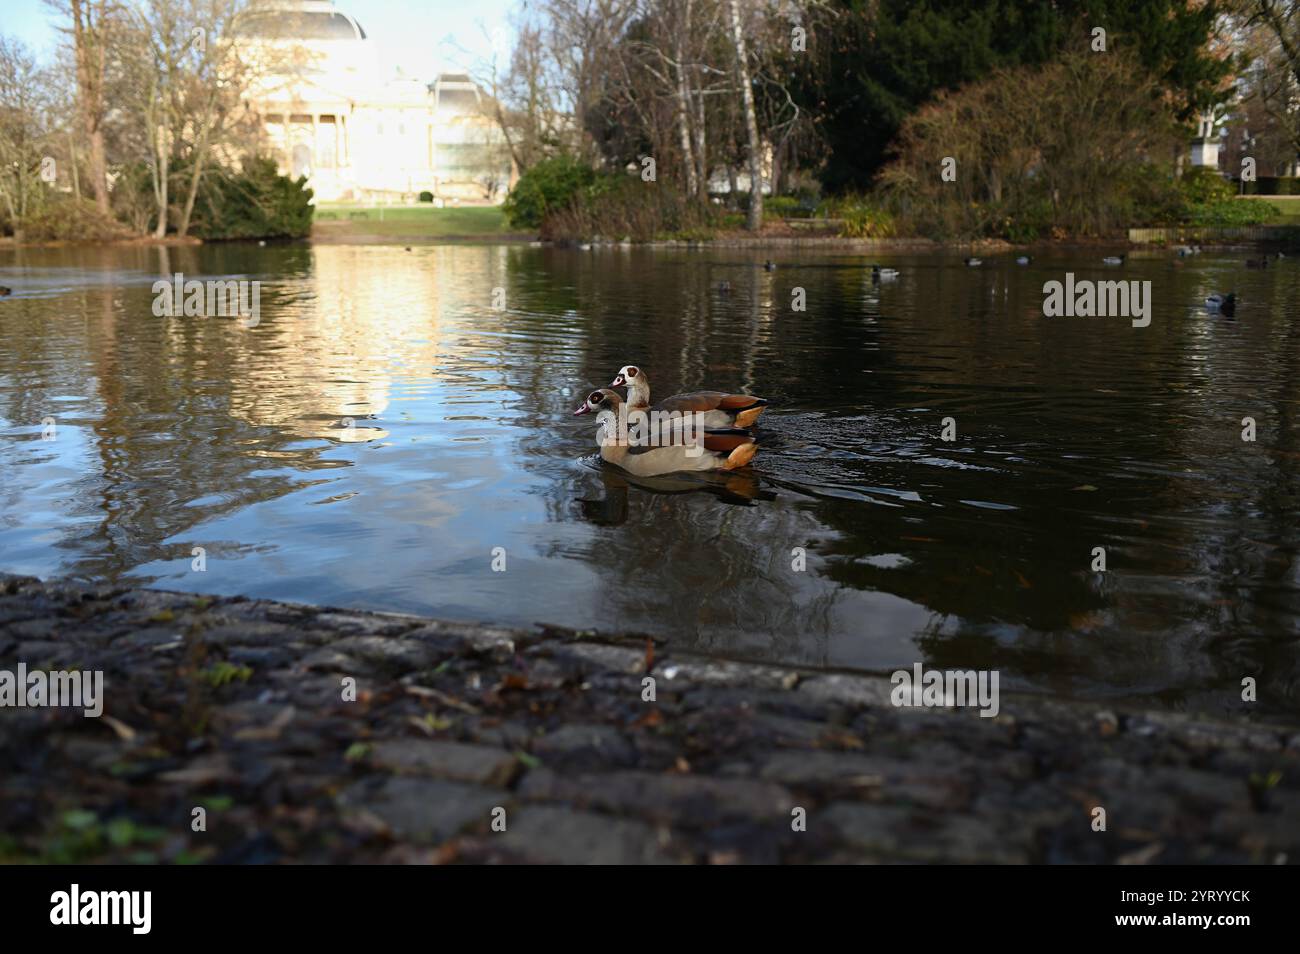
[6,0,519,79]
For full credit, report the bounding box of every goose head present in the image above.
[609,364,643,388]
[610,365,652,407]
[574,387,622,417]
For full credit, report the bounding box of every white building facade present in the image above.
[237,0,514,203]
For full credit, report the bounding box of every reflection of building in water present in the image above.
[237,0,514,202]
[219,245,511,440]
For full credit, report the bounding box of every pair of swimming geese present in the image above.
[573,365,767,476]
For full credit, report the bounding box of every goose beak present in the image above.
[573,404,592,416]
[610,374,626,387]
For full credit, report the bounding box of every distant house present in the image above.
[236,0,514,202]
[1189,111,1221,169]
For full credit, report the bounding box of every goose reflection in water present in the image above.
[575,462,776,526]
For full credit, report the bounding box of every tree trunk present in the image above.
[67,131,81,201]
[674,0,698,199]
[693,85,708,198]
[70,0,110,214]
[178,97,216,237]
[177,143,205,238]
[726,0,762,230]
[152,120,169,239]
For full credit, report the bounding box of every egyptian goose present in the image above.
[611,365,768,429]
[574,389,758,476]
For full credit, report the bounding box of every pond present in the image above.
[1,241,1297,714]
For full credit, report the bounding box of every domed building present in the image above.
[236,0,513,202]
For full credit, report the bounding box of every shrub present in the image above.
[765,196,803,217]
[1243,176,1300,196]
[1179,167,1234,205]
[836,197,896,238]
[18,196,130,242]
[501,155,598,230]
[418,191,434,203]
[876,51,1180,239]
[1183,198,1279,227]
[542,172,718,241]
[188,157,313,240]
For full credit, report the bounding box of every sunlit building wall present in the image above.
[237,0,514,203]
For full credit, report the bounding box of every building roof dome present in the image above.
[239,0,366,41]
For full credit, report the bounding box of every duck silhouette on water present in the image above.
[1206,292,1236,317]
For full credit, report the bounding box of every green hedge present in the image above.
[501,156,598,230]
[1242,177,1300,196]
[189,157,314,241]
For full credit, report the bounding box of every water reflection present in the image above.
[0,242,1297,715]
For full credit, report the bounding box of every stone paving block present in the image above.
[540,641,647,675]
[369,738,520,786]
[496,805,680,864]
[654,658,800,692]
[519,769,795,825]
[797,673,895,709]
[339,777,505,842]
[822,802,1031,863]
[407,622,518,657]
[532,723,638,769]
[326,635,440,670]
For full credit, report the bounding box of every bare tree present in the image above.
[727,0,762,228]
[0,37,55,230]
[49,0,114,214]
[1237,0,1300,158]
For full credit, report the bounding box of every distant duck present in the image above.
[1103,254,1126,265]
[1206,292,1236,317]
[575,389,759,476]
[0,286,10,297]
[718,280,732,294]
[1175,245,1195,257]
[763,260,776,272]
[257,240,267,247]
[1245,257,1268,269]
[404,246,413,252]
[872,265,899,281]
[1015,255,1031,265]
[1275,251,1286,259]
[964,257,982,267]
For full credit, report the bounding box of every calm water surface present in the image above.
[1,242,1298,713]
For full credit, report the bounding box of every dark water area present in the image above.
[1,241,1297,714]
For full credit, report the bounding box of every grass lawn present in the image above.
[312,204,517,241]
[1238,194,1300,225]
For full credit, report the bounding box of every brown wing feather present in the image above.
[655,391,767,413]
[702,432,756,454]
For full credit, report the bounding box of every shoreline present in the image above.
[3,229,1295,252]
[2,572,1297,864]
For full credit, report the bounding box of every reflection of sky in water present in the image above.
[0,243,1298,714]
